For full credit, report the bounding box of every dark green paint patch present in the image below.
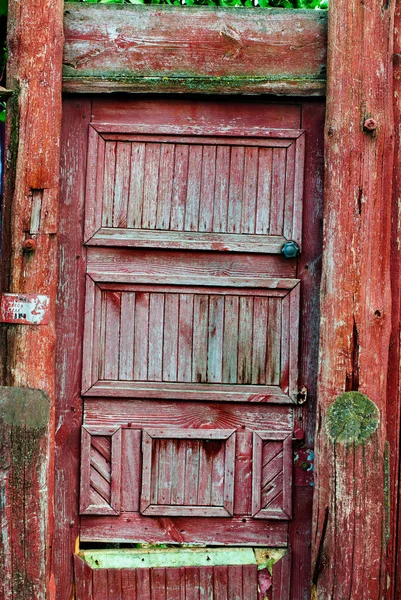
[325,392,379,444]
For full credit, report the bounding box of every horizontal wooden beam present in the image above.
[63,6,327,95]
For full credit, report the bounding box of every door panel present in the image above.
[56,97,325,599]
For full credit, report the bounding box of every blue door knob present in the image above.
[281,241,300,258]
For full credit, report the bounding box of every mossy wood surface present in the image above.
[63,5,327,95]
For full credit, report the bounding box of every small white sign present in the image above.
[0,293,50,325]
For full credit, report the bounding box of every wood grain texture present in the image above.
[0,0,64,593]
[63,5,327,95]
[74,563,261,600]
[312,0,395,597]
[54,98,91,600]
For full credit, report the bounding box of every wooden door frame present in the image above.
[0,2,400,599]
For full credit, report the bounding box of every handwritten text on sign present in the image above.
[0,293,50,325]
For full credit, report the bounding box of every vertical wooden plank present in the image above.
[113,142,131,228]
[54,99,91,600]
[223,433,235,515]
[151,568,167,600]
[227,565,243,600]
[119,292,136,381]
[178,294,194,382]
[150,438,160,506]
[192,294,209,384]
[133,292,150,381]
[288,284,300,403]
[222,296,239,384]
[198,440,212,506]
[255,147,272,235]
[82,276,96,392]
[251,433,262,516]
[163,294,179,382]
[102,142,117,227]
[158,439,172,505]
[227,146,245,234]
[185,567,200,600]
[73,555,93,600]
[121,569,137,599]
[136,568,151,600]
[213,146,230,232]
[242,565,258,599]
[93,570,108,600]
[199,567,214,600]
[156,144,175,230]
[84,127,103,240]
[121,429,141,512]
[141,431,153,513]
[148,293,165,382]
[291,134,305,246]
[234,431,253,516]
[79,427,92,513]
[237,297,253,384]
[170,144,189,231]
[251,297,268,385]
[213,566,228,600]
[127,142,145,229]
[184,440,200,505]
[312,0,395,594]
[166,569,181,600]
[211,442,225,507]
[103,292,121,381]
[199,146,216,233]
[108,569,122,600]
[269,148,286,235]
[111,428,122,513]
[142,143,161,229]
[207,295,224,383]
[184,145,203,231]
[282,142,296,242]
[171,440,186,505]
[241,147,258,234]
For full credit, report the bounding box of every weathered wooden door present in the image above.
[56,96,324,599]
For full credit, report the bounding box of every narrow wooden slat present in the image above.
[282,141,296,241]
[282,434,292,519]
[228,565,243,600]
[121,569,137,599]
[111,428,122,514]
[171,439,186,505]
[269,297,282,387]
[269,148,287,236]
[251,297,269,385]
[103,292,121,381]
[156,144,175,230]
[150,439,160,506]
[119,292,135,381]
[113,142,131,228]
[98,290,107,380]
[185,567,200,600]
[151,568,167,600]
[234,431,253,516]
[133,292,149,381]
[170,145,189,231]
[163,294,179,382]
[90,468,110,504]
[223,433,236,515]
[142,143,160,230]
[79,428,92,514]
[177,294,194,382]
[197,440,212,506]
[199,146,216,233]
[121,429,141,512]
[242,565,258,599]
[241,147,258,234]
[157,439,171,505]
[136,568,151,600]
[214,566,228,600]
[199,567,214,600]
[108,569,122,600]
[222,296,239,384]
[102,142,117,228]
[148,293,165,382]
[73,555,93,600]
[184,440,200,506]
[140,431,153,513]
[185,145,203,232]
[127,142,145,228]
[288,283,300,402]
[84,127,104,240]
[211,441,225,507]
[90,446,111,483]
[255,147,272,235]
[192,295,209,384]
[237,297,253,384]
[213,146,230,232]
[227,146,245,234]
[251,433,263,517]
[91,282,103,388]
[292,133,305,245]
[207,295,224,383]
[166,569,182,600]
[82,276,96,392]
[92,570,108,600]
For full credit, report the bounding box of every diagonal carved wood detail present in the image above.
[80,427,122,515]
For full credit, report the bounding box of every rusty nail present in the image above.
[293,428,305,440]
[22,238,37,252]
[363,118,377,132]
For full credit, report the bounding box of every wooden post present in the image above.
[0,0,64,596]
[312,0,395,597]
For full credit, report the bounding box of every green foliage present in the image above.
[66,0,327,9]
